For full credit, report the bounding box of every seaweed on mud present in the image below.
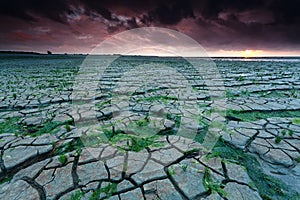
[0,117,74,137]
[54,138,84,155]
[208,138,300,200]
[0,117,22,135]
[226,109,300,122]
[202,167,227,197]
[70,190,85,200]
[136,95,178,104]
[292,118,300,125]
[58,154,68,164]
[90,182,118,200]
[109,133,164,152]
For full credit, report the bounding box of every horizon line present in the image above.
[1,50,299,58]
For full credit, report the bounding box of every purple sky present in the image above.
[0,0,299,56]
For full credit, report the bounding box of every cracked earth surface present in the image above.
[0,55,299,199]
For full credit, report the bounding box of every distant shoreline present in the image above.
[0,51,43,55]
[0,51,299,59]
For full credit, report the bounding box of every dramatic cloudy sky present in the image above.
[0,0,299,56]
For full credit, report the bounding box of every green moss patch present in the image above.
[136,95,178,104]
[0,117,74,137]
[54,138,84,156]
[203,167,227,197]
[292,118,300,125]
[70,190,85,200]
[208,139,300,199]
[109,134,164,152]
[226,109,300,122]
[0,117,22,135]
[225,89,300,99]
[90,182,118,200]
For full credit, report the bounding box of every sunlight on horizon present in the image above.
[209,49,300,57]
[241,50,263,57]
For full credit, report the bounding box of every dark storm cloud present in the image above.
[194,0,263,19]
[0,0,195,25]
[192,0,300,24]
[1,0,299,26]
[80,0,113,20]
[0,0,299,53]
[148,1,195,25]
[0,0,74,23]
[269,0,300,24]
[82,0,195,26]
[1,0,299,22]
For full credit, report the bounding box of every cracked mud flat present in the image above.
[0,54,299,200]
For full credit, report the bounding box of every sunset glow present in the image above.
[0,1,299,56]
[209,49,299,57]
[241,50,263,57]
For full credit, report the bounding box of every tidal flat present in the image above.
[0,54,299,199]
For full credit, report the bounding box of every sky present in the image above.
[0,0,299,57]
